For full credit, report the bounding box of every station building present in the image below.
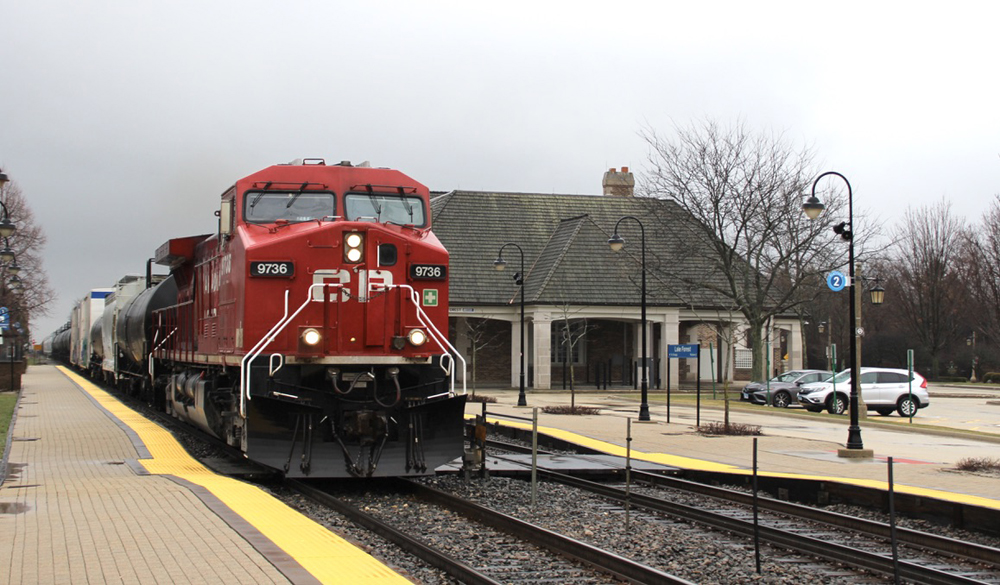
[431,167,803,391]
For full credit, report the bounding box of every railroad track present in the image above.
[488,438,1000,584]
[288,478,695,584]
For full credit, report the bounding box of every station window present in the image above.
[552,320,587,364]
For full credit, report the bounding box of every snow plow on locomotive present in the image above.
[60,159,468,478]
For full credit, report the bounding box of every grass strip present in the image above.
[0,393,16,438]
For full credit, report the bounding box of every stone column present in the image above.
[662,312,680,388]
[453,317,468,383]
[788,320,803,372]
[531,311,552,390]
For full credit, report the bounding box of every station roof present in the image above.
[430,190,739,310]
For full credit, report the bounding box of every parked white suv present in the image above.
[796,367,929,417]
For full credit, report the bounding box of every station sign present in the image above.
[668,344,699,359]
[827,271,847,292]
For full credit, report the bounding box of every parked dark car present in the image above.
[740,369,833,408]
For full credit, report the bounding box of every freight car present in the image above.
[60,159,467,478]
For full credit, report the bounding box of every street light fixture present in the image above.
[494,242,527,407]
[0,170,15,239]
[869,281,885,306]
[804,171,870,452]
[0,239,13,264]
[609,216,650,422]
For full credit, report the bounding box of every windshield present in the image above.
[244,191,336,223]
[829,369,851,383]
[345,193,426,226]
[773,371,801,383]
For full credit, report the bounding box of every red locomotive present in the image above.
[114,159,466,477]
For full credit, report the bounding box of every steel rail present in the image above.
[396,478,697,585]
[286,479,502,585]
[535,468,990,585]
[628,467,1000,567]
[488,437,1000,568]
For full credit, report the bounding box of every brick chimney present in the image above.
[602,167,634,197]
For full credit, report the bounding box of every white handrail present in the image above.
[391,284,467,396]
[240,290,290,417]
[238,281,466,418]
[269,353,284,377]
[240,285,341,416]
[148,327,177,380]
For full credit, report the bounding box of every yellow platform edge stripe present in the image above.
[473,414,1000,511]
[57,367,409,584]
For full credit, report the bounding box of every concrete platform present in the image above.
[440,453,679,477]
[468,389,1000,509]
[0,366,409,584]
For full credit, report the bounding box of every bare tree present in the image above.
[0,179,55,344]
[641,118,846,381]
[884,199,967,379]
[463,317,504,396]
[686,307,740,429]
[553,302,597,408]
[958,195,1000,377]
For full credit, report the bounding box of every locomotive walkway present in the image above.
[0,366,408,584]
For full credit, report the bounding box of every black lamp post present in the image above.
[804,171,868,450]
[0,170,15,240]
[494,243,527,407]
[609,216,649,421]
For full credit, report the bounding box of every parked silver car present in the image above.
[740,369,832,408]
[796,367,929,416]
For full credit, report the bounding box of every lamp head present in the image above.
[493,258,507,272]
[802,195,825,220]
[608,233,625,252]
[869,282,885,305]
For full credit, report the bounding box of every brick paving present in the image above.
[0,366,291,584]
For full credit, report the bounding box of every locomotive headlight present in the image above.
[301,328,322,346]
[344,232,364,263]
[408,328,428,347]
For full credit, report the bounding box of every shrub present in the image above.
[955,457,1000,473]
[467,394,498,403]
[541,405,600,415]
[983,372,1000,384]
[933,376,969,383]
[698,421,762,436]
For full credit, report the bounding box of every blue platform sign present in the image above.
[827,271,847,292]
[668,344,699,358]
[0,307,8,331]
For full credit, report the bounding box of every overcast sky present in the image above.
[2,1,998,340]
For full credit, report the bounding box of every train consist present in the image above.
[50,159,467,478]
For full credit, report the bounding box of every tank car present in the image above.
[121,159,466,478]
